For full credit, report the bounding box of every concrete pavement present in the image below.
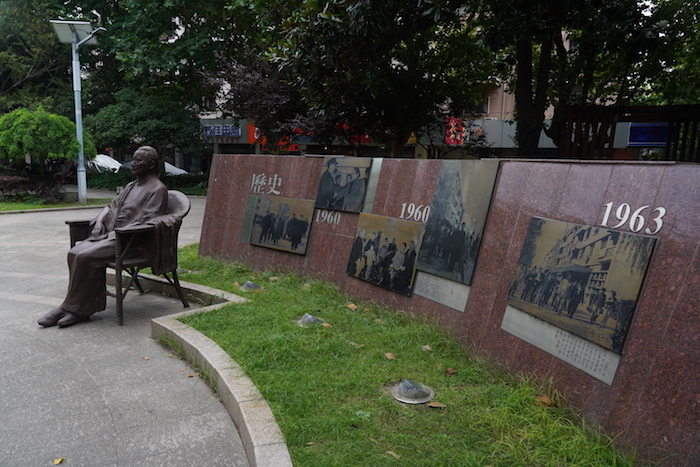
[0,189,250,466]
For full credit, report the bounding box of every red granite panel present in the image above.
[655,165,700,240]
[557,163,614,224]
[685,440,700,467]
[371,159,440,217]
[474,281,522,366]
[575,329,656,434]
[631,236,693,336]
[280,155,322,199]
[370,160,395,214]
[663,241,700,353]
[199,156,700,466]
[519,162,570,215]
[624,344,700,467]
[509,337,555,381]
[600,164,666,232]
[461,272,500,342]
[478,161,532,276]
[304,229,338,276]
[547,357,604,408]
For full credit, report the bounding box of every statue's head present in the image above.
[134,146,159,174]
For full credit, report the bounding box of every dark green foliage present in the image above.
[87,171,208,195]
[0,107,97,177]
[0,175,65,203]
[84,88,206,159]
[269,0,494,157]
[0,0,74,115]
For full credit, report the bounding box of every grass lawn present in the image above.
[174,244,645,467]
[0,198,112,211]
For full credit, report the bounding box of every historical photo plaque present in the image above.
[346,213,425,296]
[315,156,373,212]
[416,159,499,285]
[413,271,470,312]
[249,195,315,255]
[507,217,657,353]
[501,306,621,385]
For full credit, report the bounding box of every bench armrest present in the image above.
[66,220,92,247]
[114,224,156,234]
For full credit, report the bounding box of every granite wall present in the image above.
[199,154,700,466]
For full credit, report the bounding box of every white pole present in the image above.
[71,27,87,205]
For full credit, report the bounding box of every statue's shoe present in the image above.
[57,312,89,328]
[38,307,66,327]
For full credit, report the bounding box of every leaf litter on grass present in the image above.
[175,247,643,467]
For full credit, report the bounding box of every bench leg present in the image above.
[170,270,190,308]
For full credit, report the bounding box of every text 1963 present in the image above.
[600,202,666,235]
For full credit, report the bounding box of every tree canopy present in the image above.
[0,0,73,114]
[2,0,696,159]
[84,88,204,159]
[475,0,688,156]
[268,0,494,156]
[0,107,96,175]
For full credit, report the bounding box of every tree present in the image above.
[0,0,73,115]
[418,115,491,159]
[0,107,96,176]
[85,88,205,164]
[269,0,494,157]
[642,0,700,105]
[475,0,683,157]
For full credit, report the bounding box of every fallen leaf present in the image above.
[306,442,315,446]
[374,319,384,324]
[53,458,64,465]
[300,283,311,291]
[369,437,380,445]
[427,401,447,408]
[386,450,400,460]
[535,395,553,407]
[421,345,432,352]
[187,374,195,378]
[269,276,279,281]
[180,369,185,372]
[349,341,364,348]
[142,357,150,360]
[168,354,173,358]
[233,282,240,287]
[346,303,358,311]
[445,367,458,377]
[384,352,396,360]
[321,322,333,328]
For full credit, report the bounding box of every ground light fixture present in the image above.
[50,20,106,204]
[391,379,435,404]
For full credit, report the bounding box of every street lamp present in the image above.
[50,20,106,205]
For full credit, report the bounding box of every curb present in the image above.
[135,275,294,467]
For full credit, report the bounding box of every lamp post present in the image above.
[50,20,106,205]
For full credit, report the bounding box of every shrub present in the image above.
[87,172,209,196]
[0,175,65,203]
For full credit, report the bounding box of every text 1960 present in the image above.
[399,203,431,223]
[315,209,341,226]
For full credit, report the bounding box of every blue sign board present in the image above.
[628,123,671,147]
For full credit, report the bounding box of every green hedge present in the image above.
[87,172,209,196]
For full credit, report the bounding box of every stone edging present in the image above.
[139,274,293,467]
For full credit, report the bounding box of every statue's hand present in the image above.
[90,221,105,238]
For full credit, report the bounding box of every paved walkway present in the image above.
[0,189,250,466]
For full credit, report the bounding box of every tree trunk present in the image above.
[514,32,554,157]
